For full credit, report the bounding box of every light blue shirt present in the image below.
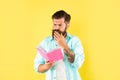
[34,33,85,80]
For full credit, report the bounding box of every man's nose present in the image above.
[53,25,59,30]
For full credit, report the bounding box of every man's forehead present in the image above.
[53,18,65,23]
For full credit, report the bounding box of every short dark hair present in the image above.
[52,10,71,23]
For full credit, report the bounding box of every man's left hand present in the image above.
[54,31,68,49]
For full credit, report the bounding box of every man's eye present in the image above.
[59,24,62,26]
[54,24,56,26]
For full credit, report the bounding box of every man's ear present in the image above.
[66,23,70,29]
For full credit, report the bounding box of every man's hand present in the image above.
[46,59,55,68]
[38,60,54,73]
[54,31,68,49]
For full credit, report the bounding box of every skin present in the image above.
[38,18,75,73]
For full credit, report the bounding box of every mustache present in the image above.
[52,30,67,38]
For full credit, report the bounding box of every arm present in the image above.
[63,45,75,63]
[54,31,75,63]
[38,60,54,73]
[34,52,54,73]
[54,31,84,68]
[70,37,85,68]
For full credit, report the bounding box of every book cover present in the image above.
[37,47,64,62]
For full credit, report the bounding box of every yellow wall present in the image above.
[0,0,120,80]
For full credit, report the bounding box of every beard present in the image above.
[52,29,67,39]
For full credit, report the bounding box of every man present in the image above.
[34,10,85,80]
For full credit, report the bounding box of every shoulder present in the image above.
[41,36,52,42]
[38,36,52,45]
[67,33,83,49]
[67,33,81,42]
[42,36,52,41]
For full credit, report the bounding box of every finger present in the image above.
[47,60,55,63]
[54,32,60,39]
[54,31,60,38]
[54,35,58,41]
[50,60,55,63]
[60,33,64,38]
[54,31,60,37]
[63,33,66,37]
[46,59,50,62]
[46,59,50,64]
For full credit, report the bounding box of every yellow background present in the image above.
[0,0,120,80]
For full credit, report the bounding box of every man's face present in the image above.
[52,18,69,38]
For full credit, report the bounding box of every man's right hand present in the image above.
[38,60,55,73]
[46,59,55,68]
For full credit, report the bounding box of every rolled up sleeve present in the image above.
[34,52,45,73]
[70,37,85,69]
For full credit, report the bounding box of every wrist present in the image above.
[63,45,70,56]
[63,44,69,50]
